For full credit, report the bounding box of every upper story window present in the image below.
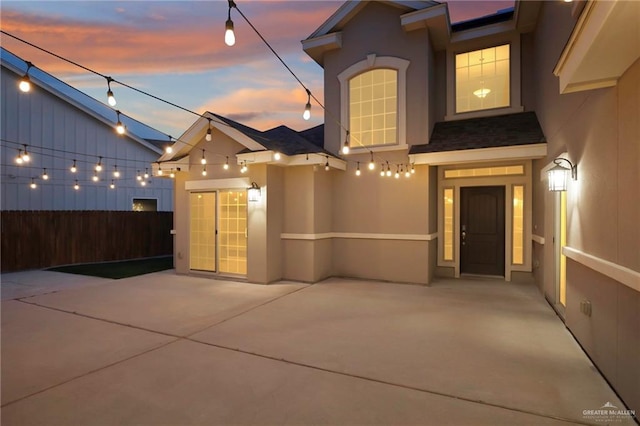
[349,69,397,147]
[338,55,409,151]
[455,44,510,113]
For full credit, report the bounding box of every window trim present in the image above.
[445,34,522,121]
[338,55,410,152]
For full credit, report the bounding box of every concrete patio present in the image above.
[1,270,635,425]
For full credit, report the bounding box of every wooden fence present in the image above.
[1,211,173,272]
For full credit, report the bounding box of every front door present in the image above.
[460,186,505,276]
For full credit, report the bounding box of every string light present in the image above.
[106,76,116,107]
[136,170,142,181]
[113,165,120,178]
[157,163,164,176]
[224,156,229,170]
[19,61,33,92]
[73,180,80,190]
[411,163,415,174]
[405,166,411,178]
[386,162,392,177]
[115,110,125,135]
[380,163,385,177]
[274,152,281,161]
[15,150,24,165]
[325,156,330,171]
[225,0,236,46]
[355,162,361,176]
[240,162,248,173]
[140,180,147,187]
[110,180,116,189]
[92,172,99,182]
[201,149,207,165]
[165,135,173,154]
[144,168,149,179]
[169,170,176,178]
[70,159,77,173]
[30,178,37,189]
[205,118,212,142]
[95,156,103,172]
[202,165,207,176]
[303,89,311,120]
[394,165,400,179]
[368,152,375,170]
[21,145,30,162]
[342,131,350,155]
[42,168,49,180]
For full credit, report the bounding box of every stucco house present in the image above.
[1,48,173,211]
[158,0,638,413]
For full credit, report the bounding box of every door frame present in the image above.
[437,161,533,281]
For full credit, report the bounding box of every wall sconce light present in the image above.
[248,182,261,202]
[548,158,577,191]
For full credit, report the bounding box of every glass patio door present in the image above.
[190,192,216,272]
[219,190,247,275]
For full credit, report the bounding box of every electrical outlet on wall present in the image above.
[580,300,592,317]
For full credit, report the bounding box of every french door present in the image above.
[189,190,247,276]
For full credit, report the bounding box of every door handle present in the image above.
[461,230,466,246]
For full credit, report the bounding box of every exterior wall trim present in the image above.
[185,178,251,191]
[410,143,547,166]
[281,232,437,241]
[563,246,640,292]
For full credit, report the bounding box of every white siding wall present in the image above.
[1,66,173,211]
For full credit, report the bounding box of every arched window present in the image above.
[338,55,409,151]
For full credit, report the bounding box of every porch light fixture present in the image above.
[303,89,311,120]
[548,158,577,191]
[248,182,261,202]
[205,118,212,142]
[225,0,236,46]
[115,110,125,135]
[19,61,34,93]
[342,131,350,155]
[106,76,116,106]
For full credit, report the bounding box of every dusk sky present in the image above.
[2,0,515,138]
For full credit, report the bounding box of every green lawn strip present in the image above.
[48,256,173,279]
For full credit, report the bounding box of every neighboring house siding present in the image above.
[1,66,173,211]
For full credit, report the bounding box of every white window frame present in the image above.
[445,34,523,121]
[338,55,410,152]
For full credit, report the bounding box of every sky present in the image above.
[1,0,515,138]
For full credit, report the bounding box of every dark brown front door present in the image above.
[460,186,505,276]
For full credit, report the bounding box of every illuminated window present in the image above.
[456,44,510,113]
[444,165,523,179]
[443,188,454,261]
[512,185,524,265]
[349,69,397,148]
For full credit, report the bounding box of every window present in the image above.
[444,165,523,179]
[349,69,397,148]
[512,185,524,265]
[443,189,454,261]
[338,56,409,151]
[132,198,157,211]
[456,44,510,113]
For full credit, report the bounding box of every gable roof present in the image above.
[306,0,440,40]
[409,111,546,155]
[1,47,166,154]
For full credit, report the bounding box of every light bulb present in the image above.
[202,169,207,176]
[110,180,116,189]
[140,180,147,187]
[380,170,385,177]
[158,167,163,176]
[70,160,77,173]
[206,128,212,142]
[107,90,116,107]
[116,121,125,135]
[274,152,281,161]
[169,171,175,178]
[15,153,23,165]
[42,169,49,180]
[303,102,311,120]
[223,163,229,170]
[74,181,80,190]
[386,169,392,177]
[114,166,120,178]
[395,172,400,179]
[225,19,235,46]
[21,150,30,163]
[411,165,415,174]
[144,169,149,179]
[92,174,99,182]
[368,161,375,170]
[136,171,142,181]
[19,76,31,93]
[355,163,361,176]
[95,161,102,172]
[30,179,37,189]
[342,144,350,155]
[165,146,173,154]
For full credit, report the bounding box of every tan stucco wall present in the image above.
[322,1,431,153]
[531,1,639,412]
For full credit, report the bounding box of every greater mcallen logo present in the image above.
[582,402,636,423]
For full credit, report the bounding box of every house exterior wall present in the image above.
[531,1,639,413]
[323,2,432,153]
[1,66,172,211]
